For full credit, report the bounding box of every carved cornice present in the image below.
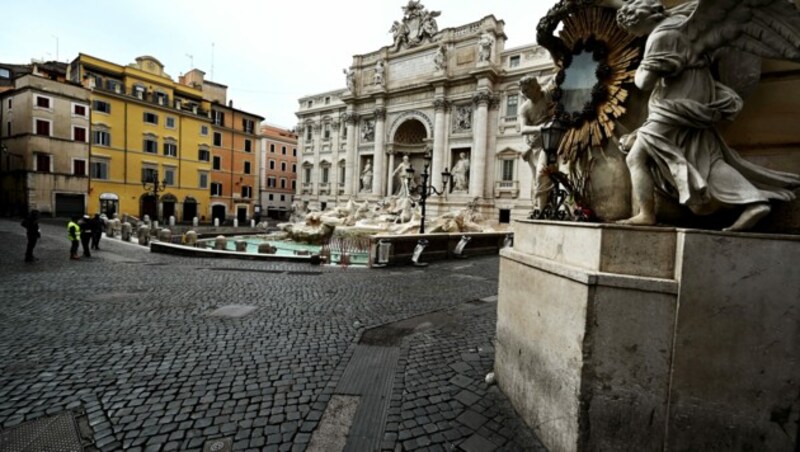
[341,112,360,125]
[374,107,387,120]
[433,98,451,112]
[472,91,493,107]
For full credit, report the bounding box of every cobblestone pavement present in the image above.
[0,219,545,451]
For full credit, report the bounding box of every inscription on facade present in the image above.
[389,50,437,82]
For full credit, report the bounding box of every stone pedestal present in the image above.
[157,228,172,243]
[496,220,800,452]
[214,235,227,250]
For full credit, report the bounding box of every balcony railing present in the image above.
[494,180,519,198]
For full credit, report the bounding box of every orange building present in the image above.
[180,70,263,224]
[259,123,297,220]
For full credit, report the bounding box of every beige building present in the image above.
[0,62,90,217]
[295,4,553,223]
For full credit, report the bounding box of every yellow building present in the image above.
[69,54,213,222]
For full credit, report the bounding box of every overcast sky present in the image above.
[4,0,551,128]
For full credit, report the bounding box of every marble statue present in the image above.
[478,33,494,63]
[390,1,441,51]
[390,20,410,52]
[343,67,355,92]
[289,200,308,223]
[433,45,447,71]
[454,106,472,133]
[374,60,385,87]
[392,155,414,197]
[518,75,556,211]
[451,152,470,192]
[361,159,373,192]
[278,194,499,243]
[610,0,800,231]
[421,10,440,37]
[361,120,375,142]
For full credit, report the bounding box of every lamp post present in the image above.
[540,117,567,167]
[406,150,451,234]
[142,169,167,221]
[531,117,570,220]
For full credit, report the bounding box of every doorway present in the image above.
[183,198,197,222]
[162,195,176,221]
[141,195,157,221]
[237,207,247,223]
[211,205,226,224]
[55,194,85,218]
[499,209,511,224]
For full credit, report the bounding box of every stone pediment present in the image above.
[131,56,170,78]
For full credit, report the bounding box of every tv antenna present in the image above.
[210,42,215,80]
[186,53,194,69]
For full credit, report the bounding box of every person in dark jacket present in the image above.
[90,214,104,250]
[21,210,41,262]
[77,214,92,258]
[67,216,81,260]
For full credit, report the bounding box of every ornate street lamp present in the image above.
[406,150,451,234]
[541,117,567,164]
[531,117,576,220]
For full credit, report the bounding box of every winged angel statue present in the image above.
[601,0,800,231]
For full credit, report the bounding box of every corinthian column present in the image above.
[342,112,358,197]
[312,122,322,196]
[373,107,387,197]
[470,91,491,198]
[431,98,449,191]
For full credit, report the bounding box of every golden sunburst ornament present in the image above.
[537,3,642,190]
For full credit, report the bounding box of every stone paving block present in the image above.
[457,410,489,431]
[460,433,498,452]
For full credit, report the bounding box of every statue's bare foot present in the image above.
[616,212,656,226]
[723,204,771,232]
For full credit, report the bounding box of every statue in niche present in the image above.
[361,120,375,142]
[390,1,441,51]
[343,67,355,92]
[453,106,472,133]
[360,159,373,192]
[451,152,470,193]
[433,45,448,72]
[478,33,494,63]
[608,0,800,231]
[374,60,385,87]
[518,75,556,211]
[392,155,415,198]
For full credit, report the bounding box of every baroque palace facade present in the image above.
[296,3,553,222]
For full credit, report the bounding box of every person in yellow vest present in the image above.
[67,216,81,260]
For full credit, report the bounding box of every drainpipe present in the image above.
[88,92,93,215]
[230,107,234,221]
